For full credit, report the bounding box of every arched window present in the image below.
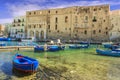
[55,25,57,30]
[55,17,58,23]
[93,30,96,34]
[65,16,68,23]
[84,30,87,34]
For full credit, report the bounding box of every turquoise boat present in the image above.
[69,44,89,49]
[96,49,120,57]
[13,54,39,73]
[47,45,65,51]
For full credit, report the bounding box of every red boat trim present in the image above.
[13,67,36,72]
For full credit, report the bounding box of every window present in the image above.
[39,25,41,28]
[56,11,58,13]
[55,25,57,30]
[18,19,21,22]
[22,24,24,26]
[48,25,50,29]
[57,30,59,33]
[34,25,36,28]
[23,19,24,22]
[93,16,97,22]
[104,20,105,22]
[99,30,101,33]
[85,16,88,21]
[99,8,101,10]
[93,30,96,34]
[65,16,68,23]
[29,12,31,15]
[84,30,87,34]
[13,25,15,27]
[21,29,23,32]
[106,32,108,35]
[34,12,36,14]
[69,28,71,30]
[106,27,108,30]
[48,10,50,13]
[55,17,58,23]
[94,8,97,11]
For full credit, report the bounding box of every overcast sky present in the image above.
[0,0,120,24]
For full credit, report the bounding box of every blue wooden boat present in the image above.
[47,45,65,51]
[80,41,90,45]
[96,49,120,57]
[112,48,120,52]
[34,46,44,52]
[0,37,11,41]
[13,54,39,72]
[69,44,89,49]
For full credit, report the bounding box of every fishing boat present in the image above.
[96,49,120,57]
[0,37,11,41]
[47,45,65,51]
[79,41,90,44]
[112,48,120,52]
[34,46,44,52]
[69,44,89,49]
[13,54,39,72]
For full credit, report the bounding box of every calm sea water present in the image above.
[0,52,13,79]
[0,42,101,79]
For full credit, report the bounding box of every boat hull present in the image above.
[96,49,120,57]
[13,54,39,73]
[34,46,44,52]
[69,45,89,49]
[47,45,65,51]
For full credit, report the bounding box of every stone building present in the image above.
[0,24,5,36]
[109,10,120,41]
[4,23,12,37]
[10,16,26,38]
[26,4,111,41]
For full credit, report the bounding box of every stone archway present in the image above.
[30,30,34,38]
[41,31,44,39]
[36,31,39,40]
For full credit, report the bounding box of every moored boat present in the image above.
[13,54,39,73]
[96,49,120,57]
[0,37,11,41]
[47,45,65,51]
[69,44,89,49]
[34,46,44,52]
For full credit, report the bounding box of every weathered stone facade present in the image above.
[109,10,120,41]
[11,16,26,38]
[26,4,111,41]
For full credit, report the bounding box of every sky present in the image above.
[0,0,120,24]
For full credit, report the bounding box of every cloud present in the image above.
[0,18,13,24]
[4,0,120,21]
[6,3,42,17]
